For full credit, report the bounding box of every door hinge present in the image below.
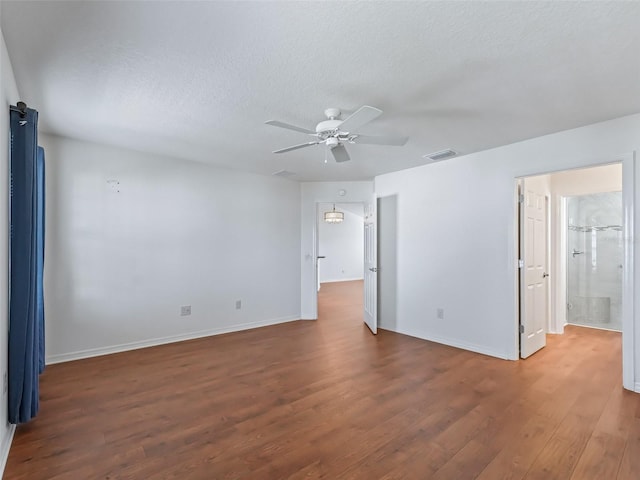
[519,324,524,334]
[518,259,524,268]
[518,194,524,203]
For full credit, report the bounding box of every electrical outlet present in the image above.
[235,300,242,310]
[180,305,191,316]
[437,308,444,320]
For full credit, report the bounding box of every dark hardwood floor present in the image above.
[4,280,639,479]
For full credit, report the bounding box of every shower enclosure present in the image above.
[566,192,623,331]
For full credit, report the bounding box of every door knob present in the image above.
[369,267,378,272]
[572,249,584,258]
[543,272,549,278]
[317,256,325,259]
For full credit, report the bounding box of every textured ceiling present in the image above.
[2,1,639,181]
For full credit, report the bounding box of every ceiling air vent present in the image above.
[423,149,457,162]
[272,169,296,178]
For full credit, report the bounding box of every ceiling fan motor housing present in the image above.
[316,119,342,134]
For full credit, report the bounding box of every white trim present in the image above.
[621,152,636,391]
[545,195,552,335]
[556,196,569,333]
[320,277,364,284]
[634,382,640,393]
[566,323,623,333]
[513,180,522,360]
[45,315,300,365]
[378,327,512,360]
[0,424,16,478]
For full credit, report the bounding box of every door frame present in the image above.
[514,153,635,391]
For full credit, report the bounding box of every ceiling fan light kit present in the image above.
[325,137,339,148]
[265,105,409,163]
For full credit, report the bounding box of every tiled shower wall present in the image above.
[567,192,623,331]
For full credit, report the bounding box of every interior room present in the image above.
[2,1,640,479]
[527,165,623,332]
[317,202,365,287]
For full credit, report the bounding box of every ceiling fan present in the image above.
[265,106,408,163]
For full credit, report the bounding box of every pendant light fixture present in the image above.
[324,204,344,223]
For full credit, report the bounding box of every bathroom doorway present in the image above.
[517,162,625,359]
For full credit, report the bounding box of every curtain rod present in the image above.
[9,101,28,118]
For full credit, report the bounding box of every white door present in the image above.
[520,180,548,358]
[364,195,377,334]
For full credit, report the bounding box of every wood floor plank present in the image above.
[569,431,625,480]
[476,413,559,480]
[4,281,637,479]
[617,417,640,480]
[430,438,498,480]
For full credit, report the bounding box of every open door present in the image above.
[363,195,377,334]
[520,179,548,358]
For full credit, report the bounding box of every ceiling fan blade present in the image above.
[273,141,319,154]
[337,105,383,133]
[265,120,315,135]
[351,134,409,146]
[331,144,350,163]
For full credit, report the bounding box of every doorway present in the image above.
[316,202,365,319]
[518,163,624,358]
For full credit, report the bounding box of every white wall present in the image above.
[375,113,640,391]
[318,203,364,283]
[300,181,373,319]
[39,134,301,362]
[0,23,19,474]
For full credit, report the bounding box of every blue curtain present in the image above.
[9,106,45,424]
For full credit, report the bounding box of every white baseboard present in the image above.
[635,382,640,393]
[320,277,364,284]
[46,315,300,365]
[0,424,16,478]
[378,326,512,360]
